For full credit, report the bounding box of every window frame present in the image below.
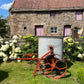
[50,12,56,16]
[64,25,71,37]
[50,27,57,33]
[76,11,83,21]
[35,25,44,36]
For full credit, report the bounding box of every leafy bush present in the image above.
[79,36,84,50]
[63,36,84,61]
[0,16,10,37]
[20,35,38,55]
[76,68,84,84]
[0,36,3,47]
[0,35,21,62]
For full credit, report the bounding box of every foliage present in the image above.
[63,36,84,61]
[0,35,21,62]
[76,68,84,84]
[29,79,44,84]
[71,27,79,40]
[0,16,10,38]
[79,36,84,50]
[0,36,3,47]
[20,34,38,55]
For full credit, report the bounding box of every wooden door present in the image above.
[64,25,71,36]
[35,26,44,36]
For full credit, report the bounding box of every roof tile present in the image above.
[12,0,84,9]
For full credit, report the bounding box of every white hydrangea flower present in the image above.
[1,44,9,51]
[9,40,12,42]
[63,39,67,42]
[12,40,17,43]
[0,37,3,43]
[9,53,14,58]
[15,47,20,52]
[12,35,18,40]
[3,57,8,62]
[0,52,7,57]
[77,46,82,50]
[78,54,83,58]
[9,53,17,59]
[5,41,9,44]
[68,43,74,46]
[68,49,71,51]
[0,52,5,57]
[17,57,21,62]
[0,49,2,51]
[10,42,14,46]
[12,45,15,52]
[3,53,7,57]
[68,38,73,42]
[9,51,12,54]
[82,53,84,56]
[75,41,79,44]
[0,38,3,41]
[13,54,18,58]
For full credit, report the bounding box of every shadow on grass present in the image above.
[62,70,71,79]
[33,70,71,79]
[0,70,8,82]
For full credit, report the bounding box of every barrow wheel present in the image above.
[40,54,67,79]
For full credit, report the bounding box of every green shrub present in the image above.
[79,36,84,50]
[0,16,10,38]
[76,68,84,84]
[63,36,84,61]
[0,35,21,62]
[20,34,38,55]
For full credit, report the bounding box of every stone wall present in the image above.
[9,10,84,36]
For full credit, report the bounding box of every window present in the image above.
[50,12,55,16]
[76,11,83,20]
[51,27,57,33]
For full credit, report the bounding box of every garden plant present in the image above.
[63,36,84,61]
[0,34,84,84]
[0,35,21,62]
[20,34,38,57]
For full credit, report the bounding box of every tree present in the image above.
[72,27,79,41]
[0,16,9,37]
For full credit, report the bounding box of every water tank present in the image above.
[38,36,63,59]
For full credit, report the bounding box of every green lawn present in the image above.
[0,61,84,84]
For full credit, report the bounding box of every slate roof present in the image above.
[10,0,84,11]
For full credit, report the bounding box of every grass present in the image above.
[0,60,84,84]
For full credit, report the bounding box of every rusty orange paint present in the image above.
[16,46,67,79]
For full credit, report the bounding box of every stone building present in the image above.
[9,0,84,36]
